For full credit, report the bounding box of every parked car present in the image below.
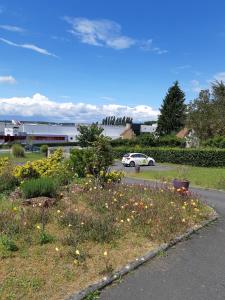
[122,153,155,167]
[24,145,40,152]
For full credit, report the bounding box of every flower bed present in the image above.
[0,181,213,300]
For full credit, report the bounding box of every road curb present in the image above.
[66,212,218,300]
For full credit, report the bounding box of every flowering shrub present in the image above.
[14,149,64,181]
[0,157,10,175]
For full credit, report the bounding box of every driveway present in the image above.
[112,161,175,173]
[100,178,225,300]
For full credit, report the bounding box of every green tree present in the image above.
[186,90,214,140]
[186,81,225,140]
[157,81,186,135]
[77,124,104,147]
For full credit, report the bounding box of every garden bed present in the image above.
[0,182,214,300]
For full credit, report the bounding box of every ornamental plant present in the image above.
[14,149,64,181]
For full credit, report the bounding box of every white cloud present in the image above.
[0,75,17,84]
[0,93,159,122]
[190,80,203,93]
[213,72,225,82]
[0,37,58,57]
[0,25,25,33]
[65,17,136,49]
[140,39,168,54]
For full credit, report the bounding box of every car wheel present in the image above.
[129,161,135,167]
[148,160,154,166]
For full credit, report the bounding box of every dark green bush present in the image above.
[113,147,225,167]
[21,177,58,198]
[203,136,225,149]
[111,135,185,148]
[40,144,48,156]
[12,144,25,158]
[39,232,54,245]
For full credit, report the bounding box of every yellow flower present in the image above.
[120,219,124,223]
[57,210,61,213]
[127,218,131,222]
[145,205,148,209]
[73,259,78,265]
[182,206,186,209]
[182,218,186,223]
[13,207,17,211]
[55,247,59,252]
[36,225,41,230]
[68,224,72,227]
[103,251,108,256]
[177,188,181,192]
[75,249,80,255]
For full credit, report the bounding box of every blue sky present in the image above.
[0,0,225,122]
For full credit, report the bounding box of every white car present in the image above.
[122,153,155,167]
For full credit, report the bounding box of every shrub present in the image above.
[203,136,225,149]
[40,145,48,156]
[70,136,114,183]
[113,147,225,167]
[14,149,64,181]
[0,158,17,192]
[12,144,25,158]
[21,177,58,198]
[111,135,186,148]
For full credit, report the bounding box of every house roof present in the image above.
[176,128,190,138]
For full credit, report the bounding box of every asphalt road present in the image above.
[100,178,225,300]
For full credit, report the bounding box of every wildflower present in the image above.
[36,225,41,230]
[103,251,108,256]
[169,216,173,220]
[68,224,72,227]
[73,259,78,265]
[94,186,97,190]
[38,202,42,207]
[75,249,80,255]
[57,210,61,213]
[81,222,84,225]
[127,218,131,222]
[177,188,181,192]
[120,219,124,223]
[182,218,186,223]
[121,205,124,209]
[182,206,186,209]
[55,247,59,252]
[13,207,17,211]
[145,205,148,209]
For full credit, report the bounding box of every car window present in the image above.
[123,153,130,157]
[131,154,139,158]
[139,154,147,158]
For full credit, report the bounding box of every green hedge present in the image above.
[113,147,225,167]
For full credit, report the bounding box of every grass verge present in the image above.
[127,164,225,190]
[0,152,45,163]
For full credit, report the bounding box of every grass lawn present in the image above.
[127,164,225,190]
[0,181,213,300]
[0,152,45,163]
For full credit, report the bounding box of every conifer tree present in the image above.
[157,81,186,135]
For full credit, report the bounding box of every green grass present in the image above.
[0,152,45,163]
[128,164,225,190]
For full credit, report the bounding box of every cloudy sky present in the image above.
[0,0,225,122]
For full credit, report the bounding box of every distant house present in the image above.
[176,128,199,148]
[120,123,157,140]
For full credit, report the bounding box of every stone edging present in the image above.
[67,212,218,300]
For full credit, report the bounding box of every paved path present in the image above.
[100,178,225,300]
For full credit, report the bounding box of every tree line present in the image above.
[102,116,133,126]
